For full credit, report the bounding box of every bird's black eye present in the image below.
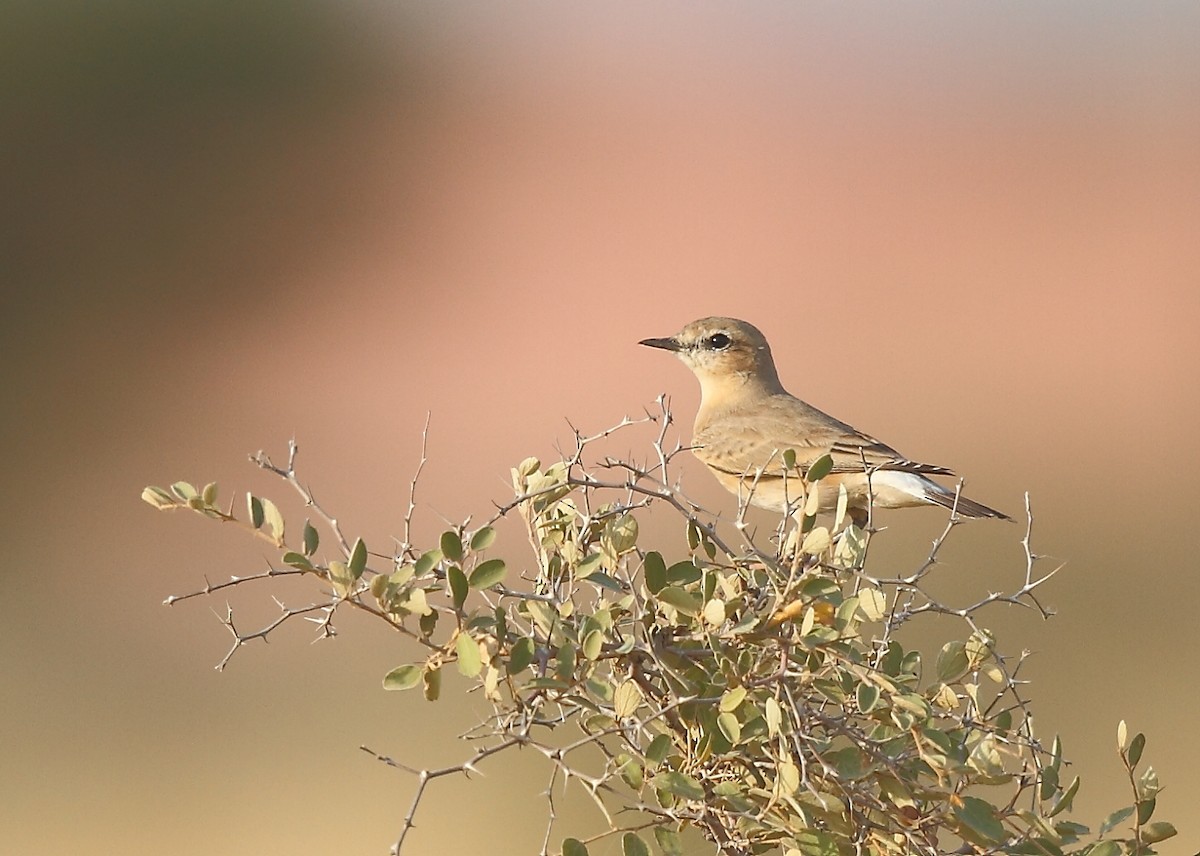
[706,333,732,350]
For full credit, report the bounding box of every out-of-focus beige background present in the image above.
[3,3,1197,854]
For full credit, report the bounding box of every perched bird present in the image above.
[639,317,1010,524]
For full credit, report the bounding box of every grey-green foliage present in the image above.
[144,432,1176,856]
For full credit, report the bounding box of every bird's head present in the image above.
[639,317,782,399]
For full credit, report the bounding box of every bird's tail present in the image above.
[924,486,1012,521]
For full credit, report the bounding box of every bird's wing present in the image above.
[693,396,955,478]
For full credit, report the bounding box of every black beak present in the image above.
[638,336,682,352]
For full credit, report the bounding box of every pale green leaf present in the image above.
[141,486,175,510]
[382,664,421,691]
[261,498,285,545]
[614,680,642,718]
[170,481,198,501]
[456,632,482,677]
[702,598,726,626]
[719,687,747,712]
[422,664,441,701]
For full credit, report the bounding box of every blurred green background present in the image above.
[3,3,1198,854]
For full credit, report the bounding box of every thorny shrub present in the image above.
[143,403,1176,856]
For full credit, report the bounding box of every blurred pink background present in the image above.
[3,3,1198,854]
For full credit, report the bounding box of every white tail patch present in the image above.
[871,471,938,502]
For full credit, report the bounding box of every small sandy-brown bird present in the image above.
[639,317,1010,524]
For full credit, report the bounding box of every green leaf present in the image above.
[953,795,1005,843]
[1047,775,1079,817]
[644,551,667,593]
[281,551,313,571]
[937,640,970,683]
[302,520,319,556]
[469,558,507,589]
[248,493,264,529]
[414,549,441,576]
[1127,731,1145,767]
[1087,842,1120,856]
[440,530,463,562]
[555,642,576,681]
[201,482,218,505]
[1136,797,1155,825]
[382,664,422,691]
[348,538,367,578]
[1099,806,1134,834]
[584,572,624,592]
[523,677,569,691]
[575,552,603,580]
[562,838,589,856]
[653,826,683,856]
[793,830,839,856]
[823,746,866,780]
[456,633,482,677]
[448,566,469,610]
[1038,766,1059,801]
[1142,821,1177,844]
[656,586,702,616]
[665,561,701,585]
[621,832,649,856]
[508,637,535,674]
[469,525,496,551]
[806,454,834,482]
[651,770,704,800]
[645,734,672,766]
[856,683,880,713]
[782,448,798,469]
[617,755,643,789]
